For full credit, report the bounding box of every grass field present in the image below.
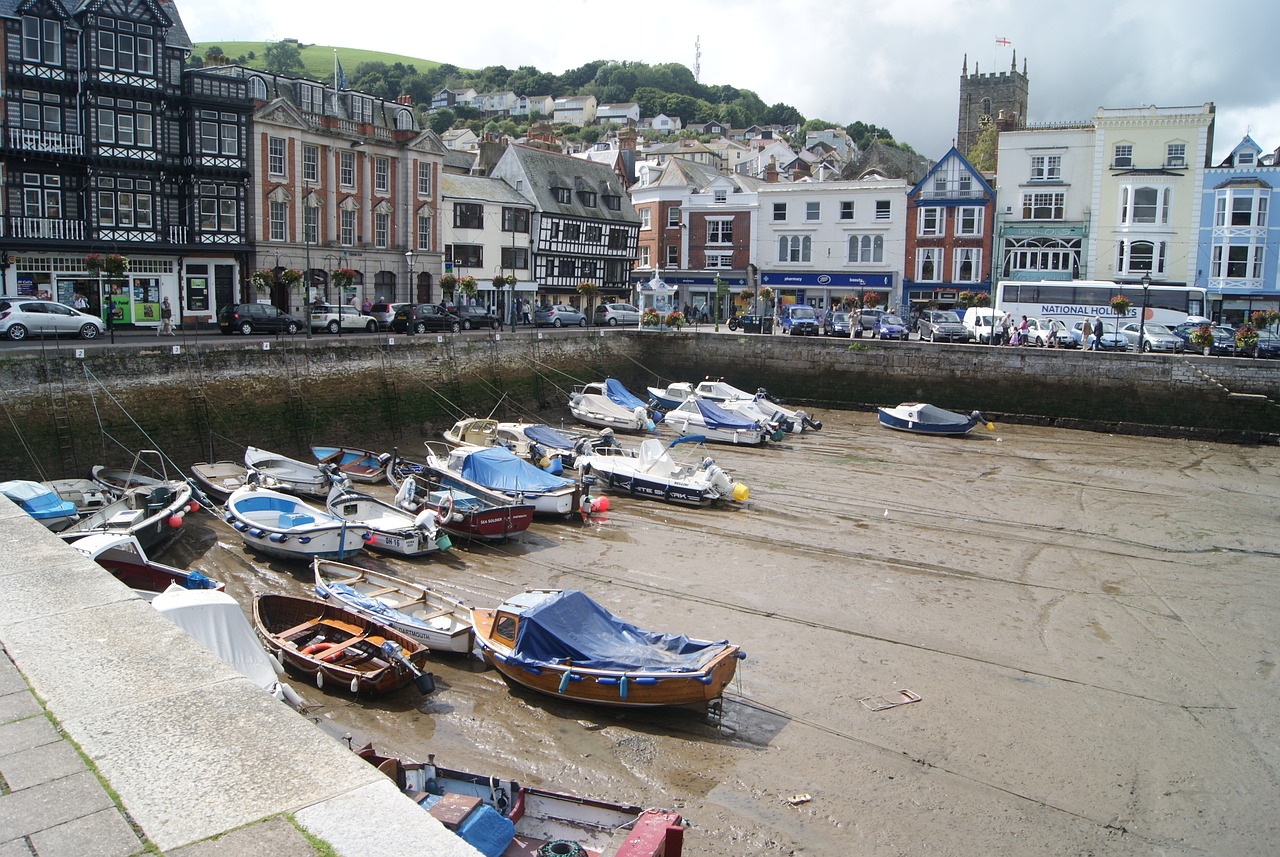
[192,41,451,82]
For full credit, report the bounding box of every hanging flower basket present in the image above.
[331,268,357,289]
[1235,324,1259,353]
[576,280,599,297]
[757,286,774,303]
[641,309,661,327]
[738,287,756,302]
[492,274,506,288]
[971,291,990,307]
[249,269,274,293]
[861,291,881,309]
[957,290,975,308]
[1189,325,1215,351]
[664,311,685,329]
[503,274,516,286]
[83,253,104,274]
[279,269,303,288]
[103,254,129,277]
[1109,295,1132,317]
[440,273,458,291]
[458,275,478,299]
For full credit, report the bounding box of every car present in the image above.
[1170,322,1235,355]
[853,308,885,335]
[534,304,587,328]
[217,302,302,335]
[454,305,500,330]
[0,299,106,341]
[916,310,968,343]
[1071,320,1129,351]
[961,307,998,343]
[779,304,820,336]
[390,303,461,334]
[1249,330,1280,358]
[823,310,853,337]
[594,303,641,326]
[1119,322,1184,353]
[871,313,910,340]
[309,304,378,334]
[367,302,410,331]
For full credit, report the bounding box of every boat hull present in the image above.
[190,461,249,504]
[311,446,387,484]
[877,406,979,436]
[386,455,535,541]
[583,464,717,506]
[57,482,195,552]
[225,486,366,561]
[244,446,330,497]
[313,559,473,653]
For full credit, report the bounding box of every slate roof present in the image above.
[1,0,192,50]
[442,173,533,206]
[493,145,638,223]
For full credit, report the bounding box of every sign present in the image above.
[760,271,893,288]
[629,271,747,287]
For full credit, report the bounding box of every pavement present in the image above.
[0,499,479,857]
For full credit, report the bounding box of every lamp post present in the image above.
[304,188,314,340]
[1138,273,1151,353]
[405,250,415,336]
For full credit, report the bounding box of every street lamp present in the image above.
[304,187,314,339]
[405,250,415,336]
[1138,273,1151,353]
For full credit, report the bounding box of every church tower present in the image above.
[957,52,1029,158]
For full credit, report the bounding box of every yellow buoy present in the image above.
[732,483,749,502]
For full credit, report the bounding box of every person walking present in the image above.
[73,292,89,311]
[1000,312,1012,346]
[159,297,174,336]
[361,296,372,314]
[1018,315,1029,346]
[1090,316,1103,351]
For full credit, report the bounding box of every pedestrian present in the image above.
[361,296,372,314]
[1000,312,1012,346]
[1091,316,1104,351]
[73,292,89,311]
[1018,315,1029,346]
[159,297,174,336]
[1048,318,1064,348]
[522,299,532,324]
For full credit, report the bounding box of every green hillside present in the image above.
[192,41,448,82]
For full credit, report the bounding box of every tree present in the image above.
[428,108,455,135]
[203,45,226,65]
[763,102,804,126]
[263,40,304,75]
[967,120,999,173]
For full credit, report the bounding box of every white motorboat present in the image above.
[244,446,331,498]
[495,421,606,472]
[646,381,695,411]
[427,443,582,517]
[325,477,450,557]
[58,480,197,552]
[665,397,768,445]
[2,480,82,531]
[224,481,366,561]
[41,478,116,514]
[190,460,250,504]
[441,417,501,449]
[576,435,748,507]
[568,386,652,433]
[693,379,822,432]
[70,531,223,601]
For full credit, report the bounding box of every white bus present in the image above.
[994,280,1208,329]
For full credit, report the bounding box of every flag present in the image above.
[334,49,346,91]
[995,37,1011,46]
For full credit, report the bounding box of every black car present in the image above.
[390,303,461,334]
[454,305,499,330]
[218,303,301,335]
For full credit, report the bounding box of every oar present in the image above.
[379,640,435,695]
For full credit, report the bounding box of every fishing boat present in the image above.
[386,453,535,542]
[325,476,449,558]
[312,559,473,654]
[58,481,197,551]
[70,531,223,600]
[575,436,748,507]
[2,479,82,531]
[252,593,435,696]
[356,743,686,857]
[665,397,768,445]
[441,417,501,450]
[472,588,745,708]
[244,445,331,498]
[310,445,388,484]
[224,481,367,561]
[569,382,654,434]
[693,379,821,432]
[429,444,582,517]
[190,460,250,504]
[876,403,993,436]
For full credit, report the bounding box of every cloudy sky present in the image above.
[182,0,1277,163]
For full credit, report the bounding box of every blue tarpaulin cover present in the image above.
[604,378,646,409]
[694,398,760,431]
[511,589,729,672]
[459,446,573,493]
[521,424,577,449]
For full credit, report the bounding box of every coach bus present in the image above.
[993,280,1208,328]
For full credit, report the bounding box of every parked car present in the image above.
[1023,318,1076,348]
[916,310,967,343]
[390,303,461,334]
[367,302,409,331]
[454,305,500,330]
[853,308,885,335]
[218,303,302,336]
[534,304,587,327]
[309,304,378,334]
[0,299,106,341]
[872,313,910,341]
[594,303,641,326]
[1119,322,1184,353]
[823,311,853,337]
[961,307,998,343]
[779,304,820,336]
[1071,321,1129,351]
[1248,330,1280,358]
[1170,322,1235,355]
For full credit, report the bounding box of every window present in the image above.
[95,177,152,228]
[18,90,63,132]
[248,77,267,100]
[578,191,597,207]
[96,98,153,148]
[1113,144,1133,168]
[917,207,943,236]
[773,202,787,221]
[21,174,62,218]
[417,162,432,197]
[1022,192,1065,220]
[502,207,530,232]
[349,95,373,124]
[1218,191,1268,227]
[340,151,354,187]
[1131,187,1158,223]
[665,245,680,267]
[848,234,884,264]
[707,219,733,244]
[805,201,820,221]
[916,247,941,282]
[934,176,948,194]
[302,145,319,182]
[713,189,728,204]
[450,245,483,267]
[956,207,983,236]
[374,157,389,194]
[268,199,286,241]
[22,16,61,65]
[196,183,238,233]
[417,213,431,250]
[198,111,239,156]
[1116,240,1166,275]
[1030,155,1061,181]
[453,203,483,230]
[705,252,733,268]
[875,200,891,220]
[374,212,389,248]
[638,246,651,268]
[268,137,286,176]
[1211,245,1265,280]
[553,187,571,204]
[777,235,811,263]
[639,209,651,230]
[96,19,154,76]
[1166,143,1186,168]
[562,222,582,242]
[340,209,355,245]
[666,207,681,228]
[953,248,981,282]
[840,201,854,220]
[501,247,529,270]
[1236,150,1255,167]
[303,204,318,244]
[298,83,322,114]
[603,194,621,211]
[957,173,972,192]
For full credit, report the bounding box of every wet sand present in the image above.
[168,411,1280,856]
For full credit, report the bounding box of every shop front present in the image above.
[629,269,747,325]
[759,271,896,315]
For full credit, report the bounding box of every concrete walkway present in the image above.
[0,499,479,857]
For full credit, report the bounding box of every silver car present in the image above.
[534,304,587,327]
[0,299,105,341]
[1120,322,1184,353]
[309,304,378,334]
[916,310,967,342]
[594,303,640,326]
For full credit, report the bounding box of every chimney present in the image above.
[764,156,778,183]
[618,127,637,153]
[396,94,413,106]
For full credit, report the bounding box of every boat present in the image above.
[876,403,993,436]
[356,743,685,857]
[692,379,822,432]
[190,460,251,504]
[312,559,473,654]
[325,476,450,558]
[243,445,331,498]
[70,531,223,601]
[386,452,535,542]
[41,478,116,514]
[575,435,749,507]
[646,381,694,411]
[58,481,197,551]
[472,588,745,708]
[2,480,81,531]
[495,421,608,473]
[310,445,388,484]
[665,397,768,445]
[223,481,367,561]
[569,382,654,434]
[441,417,501,450]
[594,378,665,424]
[429,444,582,517]
[252,592,435,696]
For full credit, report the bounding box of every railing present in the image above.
[919,188,985,200]
[169,225,189,244]
[7,128,85,155]
[4,217,84,240]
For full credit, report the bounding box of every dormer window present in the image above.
[714,188,728,203]
[578,191,597,208]
[603,194,621,211]
[1237,150,1256,167]
[553,187,571,204]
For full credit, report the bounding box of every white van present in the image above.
[962,307,998,344]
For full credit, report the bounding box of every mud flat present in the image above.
[171,412,1279,856]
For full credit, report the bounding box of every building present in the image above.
[439,172,534,321]
[904,148,995,313]
[957,53,1028,159]
[596,102,640,127]
[552,95,596,127]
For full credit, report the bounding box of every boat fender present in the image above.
[619,676,628,699]
[314,585,328,599]
[349,676,360,694]
[232,521,248,532]
[523,665,542,676]
[696,675,713,684]
[280,683,303,707]
[248,528,266,539]
[314,670,324,690]
[736,651,747,659]
[595,677,618,686]
[223,511,235,523]
[167,514,183,529]
[633,676,658,686]
[632,405,647,429]
[537,841,586,857]
[268,533,288,543]
[558,671,573,694]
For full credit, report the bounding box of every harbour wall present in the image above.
[0,330,1277,479]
